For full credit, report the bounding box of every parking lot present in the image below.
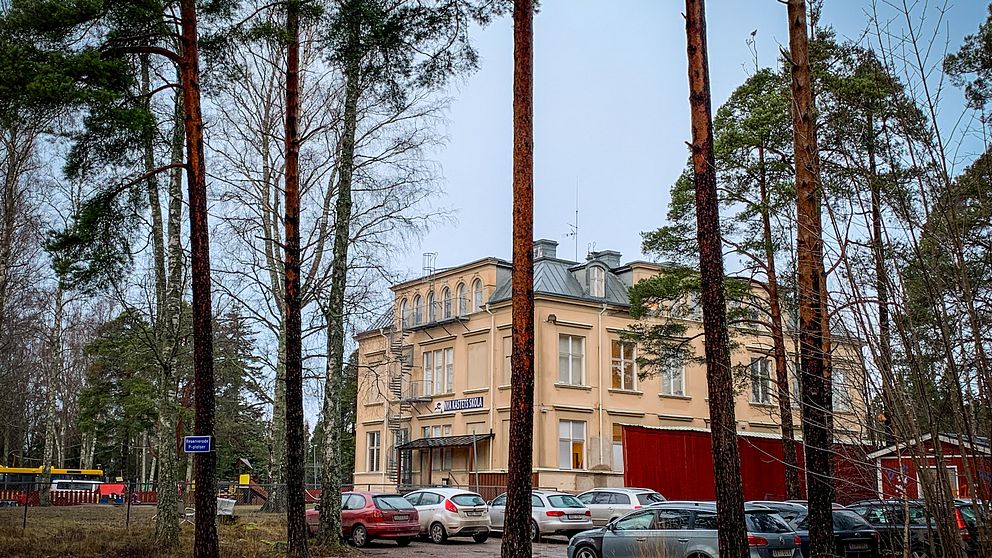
[358,535,570,558]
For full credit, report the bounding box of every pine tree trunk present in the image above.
[317,22,361,546]
[178,1,217,556]
[501,2,535,556]
[282,3,308,555]
[155,87,185,549]
[759,146,800,499]
[787,1,833,556]
[684,3,749,558]
[141,54,167,317]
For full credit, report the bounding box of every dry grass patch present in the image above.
[0,505,350,558]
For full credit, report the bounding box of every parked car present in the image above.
[304,491,419,547]
[403,488,490,543]
[786,499,847,510]
[792,509,880,558]
[489,490,593,541]
[577,488,666,526]
[846,500,939,557]
[566,501,801,558]
[748,501,808,525]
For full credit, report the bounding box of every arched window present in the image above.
[426,291,436,323]
[400,299,410,329]
[589,266,605,297]
[441,287,451,319]
[456,283,467,317]
[472,279,483,312]
[413,294,423,325]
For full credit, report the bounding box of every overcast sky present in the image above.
[393,0,984,277]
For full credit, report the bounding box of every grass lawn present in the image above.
[0,504,349,557]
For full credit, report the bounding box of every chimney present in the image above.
[587,249,621,269]
[533,239,558,259]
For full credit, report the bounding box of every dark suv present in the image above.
[846,499,983,557]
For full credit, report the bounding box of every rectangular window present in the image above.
[424,348,454,395]
[661,363,685,396]
[589,266,605,297]
[429,425,452,471]
[751,358,772,404]
[558,335,585,385]
[611,340,637,390]
[833,367,851,412]
[367,431,381,472]
[612,424,624,472]
[502,336,512,385]
[467,340,488,389]
[558,420,585,470]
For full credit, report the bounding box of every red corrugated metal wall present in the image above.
[622,426,876,504]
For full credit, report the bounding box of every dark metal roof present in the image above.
[489,258,630,306]
[396,433,494,450]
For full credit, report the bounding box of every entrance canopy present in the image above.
[396,433,493,450]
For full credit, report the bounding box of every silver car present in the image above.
[567,502,801,558]
[577,488,666,526]
[404,488,491,543]
[489,490,593,541]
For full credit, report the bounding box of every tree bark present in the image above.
[787,1,833,556]
[155,85,185,549]
[178,1,217,556]
[317,15,362,546]
[282,2,308,555]
[759,146,800,499]
[684,3,749,558]
[141,54,167,317]
[501,1,534,557]
[40,284,64,507]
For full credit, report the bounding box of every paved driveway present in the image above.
[357,535,570,558]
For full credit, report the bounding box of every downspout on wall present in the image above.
[485,303,495,471]
[598,302,608,467]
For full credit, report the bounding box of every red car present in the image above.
[305,491,419,547]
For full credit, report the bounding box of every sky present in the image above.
[394,0,986,277]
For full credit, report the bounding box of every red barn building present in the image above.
[621,425,877,504]
[868,434,991,500]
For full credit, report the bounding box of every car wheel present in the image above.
[351,524,369,548]
[472,532,489,543]
[575,545,599,558]
[530,520,540,543]
[430,522,448,544]
[396,537,412,547]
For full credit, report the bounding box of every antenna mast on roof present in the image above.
[564,180,579,261]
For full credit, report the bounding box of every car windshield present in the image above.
[834,510,871,531]
[637,493,665,505]
[746,511,793,534]
[548,495,583,508]
[452,494,486,506]
[374,495,414,510]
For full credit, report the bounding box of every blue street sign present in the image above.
[184,436,212,453]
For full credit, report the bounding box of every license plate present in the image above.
[848,543,869,550]
[393,515,409,521]
[466,511,483,517]
[772,550,793,557]
[568,514,586,520]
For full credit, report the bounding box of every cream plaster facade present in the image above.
[352,241,865,493]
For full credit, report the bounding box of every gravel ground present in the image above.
[356,534,571,558]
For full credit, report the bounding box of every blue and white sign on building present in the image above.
[184,436,212,453]
[433,396,484,414]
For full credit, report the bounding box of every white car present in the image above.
[489,490,593,541]
[576,487,666,526]
[404,488,491,543]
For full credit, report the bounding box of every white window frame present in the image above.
[472,279,483,312]
[426,291,436,323]
[400,299,410,329]
[589,266,606,297]
[751,357,772,404]
[558,420,586,470]
[661,363,685,396]
[456,283,467,316]
[423,350,434,395]
[424,348,453,395]
[558,334,585,385]
[367,431,381,472]
[612,424,624,472]
[917,466,959,498]
[833,367,851,412]
[413,294,423,325]
[441,287,451,319]
[611,340,637,390]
